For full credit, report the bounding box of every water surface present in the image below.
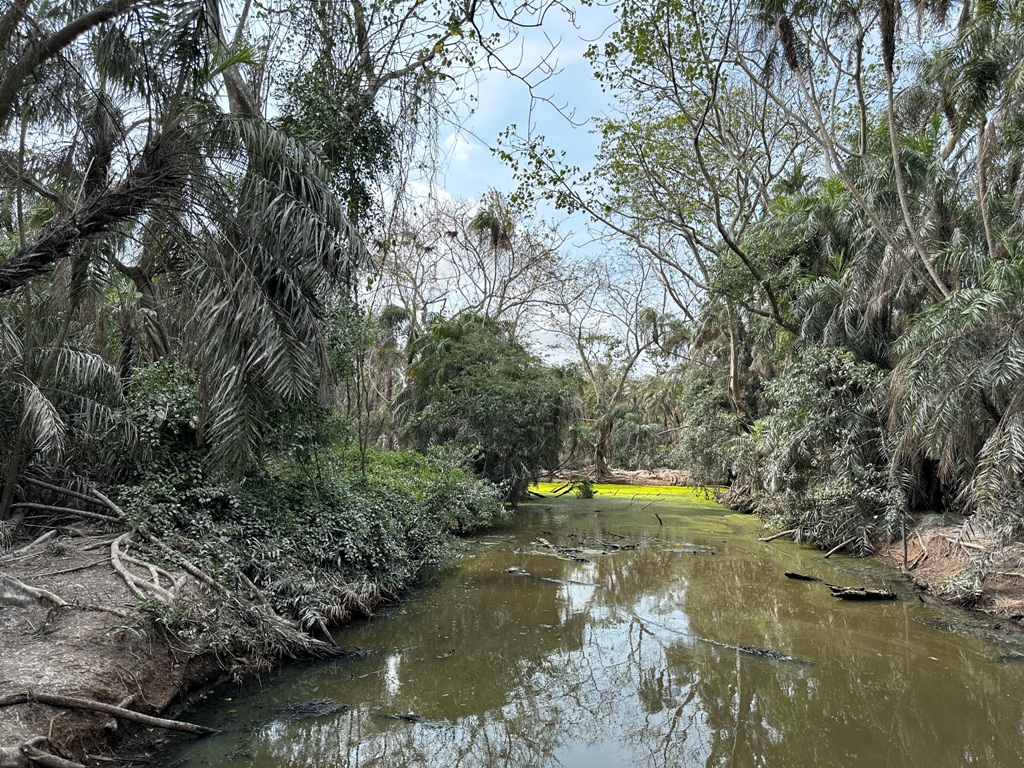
[166,487,1024,767]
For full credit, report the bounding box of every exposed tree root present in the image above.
[109,534,175,604]
[19,742,84,768]
[0,531,56,562]
[0,574,67,607]
[0,692,218,736]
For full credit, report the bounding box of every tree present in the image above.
[370,191,566,338]
[0,0,577,529]
[401,313,570,501]
[542,256,687,479]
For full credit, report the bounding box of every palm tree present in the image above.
[0,1,366,525]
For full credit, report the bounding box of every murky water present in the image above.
[165,487,1024,767]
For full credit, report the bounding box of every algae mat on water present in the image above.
[530,481,724,502]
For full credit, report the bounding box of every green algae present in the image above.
[530,481,724,503]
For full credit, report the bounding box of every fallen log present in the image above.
[823,537,856,559]
[758,528,796,543]
[0,692,218,735]
[828,585,896,601]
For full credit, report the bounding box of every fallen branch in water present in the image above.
[823,537,856,559]
[828,585,896,601]
[758,528,796,543]
[0,692,218,735]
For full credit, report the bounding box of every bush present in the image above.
[116,445,504,632]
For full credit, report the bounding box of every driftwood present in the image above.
[0,692,217,736]
[758,528,796,543]
[828,585,896,601]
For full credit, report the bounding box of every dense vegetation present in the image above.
[5,0,1024,627]
[496,0,1024,565]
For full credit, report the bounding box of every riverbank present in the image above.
[877,514,1024,622]
[0,532,219,767]
[3,485,1022,766]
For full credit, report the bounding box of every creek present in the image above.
[164,485,1024,767]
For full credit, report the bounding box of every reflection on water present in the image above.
[165,492,1024,767]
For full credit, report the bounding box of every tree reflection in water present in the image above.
[167,495,1024,768]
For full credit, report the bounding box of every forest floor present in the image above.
[3,496,1023,767]
[0,531,223,768]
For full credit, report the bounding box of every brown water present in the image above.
[165,488,1024,767]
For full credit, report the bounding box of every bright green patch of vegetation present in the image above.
[531,482,724,504]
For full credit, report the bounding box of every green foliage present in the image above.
[402,313,570,501]
[116,446,503,631]
[671,368,745,486]
[279,65,396,222]
[125,360,199,451]
[745,346,905,551]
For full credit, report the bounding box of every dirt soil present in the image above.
[0,531,218,768]
[879,514,1024,621]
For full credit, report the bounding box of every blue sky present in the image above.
[424,3,619,208]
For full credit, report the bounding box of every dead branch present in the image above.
[32,559,107,578]
[9,504,119,524]
[941,535,985,552]
[23,479,102,509]
[823,537,856,559]
[0,692,218,735]
[78,536,120,552]
[907,531,928,570]
[757,528,797,543]
[88,489,124,518]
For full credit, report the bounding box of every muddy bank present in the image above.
[0,531,339,768]
[878,515,1024,622]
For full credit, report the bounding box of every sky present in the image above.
[419,3,620,213]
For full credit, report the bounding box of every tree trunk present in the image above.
[594,417,613,481]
